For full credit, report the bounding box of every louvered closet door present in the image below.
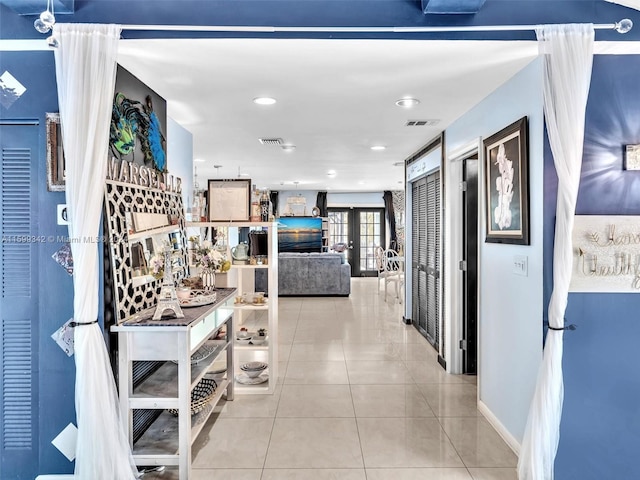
[0,122,38,480]
[425,170,441,349]
[412,178,428,336]
[411,170,441,351]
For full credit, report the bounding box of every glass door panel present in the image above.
[328,208,384,277]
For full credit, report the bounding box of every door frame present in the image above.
[444,138,482,375]
[405,134,445,361]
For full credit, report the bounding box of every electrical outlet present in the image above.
[513,255,528,276]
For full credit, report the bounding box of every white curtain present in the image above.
[518,24,594,480]
[54,23,138,479]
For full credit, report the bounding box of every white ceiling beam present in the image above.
[605,0,640,11]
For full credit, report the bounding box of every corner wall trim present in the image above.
[477,400,521,456]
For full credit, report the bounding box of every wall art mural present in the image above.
[109,65,167,173]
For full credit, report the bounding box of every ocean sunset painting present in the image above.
[278,217,323,252]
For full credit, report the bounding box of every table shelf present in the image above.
[188,221,278,395]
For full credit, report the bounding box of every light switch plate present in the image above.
[513,255,528,276]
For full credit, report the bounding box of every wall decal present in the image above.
[571,215,640,292]
[51,423,78,462]
[51,318,75,356]
[52,243,73,275]
[0,70,26,109]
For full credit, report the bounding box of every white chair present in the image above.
[374,246,388,290]
[383,248,404,303]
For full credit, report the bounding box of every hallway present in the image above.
[152,278,517,479]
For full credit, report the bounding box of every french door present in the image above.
[327,208,385,276]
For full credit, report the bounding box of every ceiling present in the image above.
[117,38,538,192]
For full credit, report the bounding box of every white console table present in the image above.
[111,287,236,479]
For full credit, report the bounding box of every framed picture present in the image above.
[46,112,65,192]
[483,116,529,245]
[208,179,251,222]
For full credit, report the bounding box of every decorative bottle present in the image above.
[260,190,270,222]
[250,187,261,222]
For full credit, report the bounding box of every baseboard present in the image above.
[477,400,521,456]
[35,476,75,480]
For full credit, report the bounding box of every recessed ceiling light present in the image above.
[371,145,386,151]
[239,172,250,177]
[395,97,420,108]
[194,158,205,163]
[281,144,296,152]
[253,97,276,105]
[327,170,336,177]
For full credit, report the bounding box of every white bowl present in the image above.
[241,361,267,370]
[236,337,252,345]
[242,369,265,378]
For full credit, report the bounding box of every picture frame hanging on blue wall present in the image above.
[483,116,530,245]
[46,112,65,192]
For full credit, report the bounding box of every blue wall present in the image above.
[4,1,640,477]
[0,50,76,477]
[446,58,544,446]
[549,55,640,479]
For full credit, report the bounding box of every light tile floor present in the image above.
[148,278,517,479]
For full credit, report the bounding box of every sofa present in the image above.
[255,252,351,296]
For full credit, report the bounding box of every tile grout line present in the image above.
[258,299,301,478]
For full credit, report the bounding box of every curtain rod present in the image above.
[120,19,633,34]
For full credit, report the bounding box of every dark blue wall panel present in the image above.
[549,55,640,480]
[2,1,640,42]
[0,51,75,477]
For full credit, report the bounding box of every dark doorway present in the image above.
[462,155,478,374]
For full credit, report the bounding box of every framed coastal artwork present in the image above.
[483,116,530,245]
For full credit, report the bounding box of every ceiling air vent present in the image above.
[405,120,440,127]
[259,138,284,146]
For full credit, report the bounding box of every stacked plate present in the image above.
[240,361,268,378]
